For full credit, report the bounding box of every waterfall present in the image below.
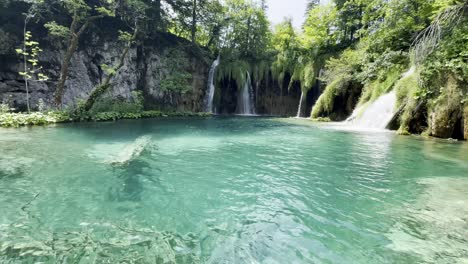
[237,72,256,115]
[346,90,397,129]
[345,67,416,129]
[296,91,305,118]
[204,55,220,113]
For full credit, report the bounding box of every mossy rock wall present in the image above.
[428,75,465,139]
[311,75,362,121]
[463,106,468,140]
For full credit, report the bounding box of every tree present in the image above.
[305,0,320,14]
[303,3,337,49]
[16,0,48,112]
[82,0,145,112]
[44,0,116,108]
[16,31,48,112]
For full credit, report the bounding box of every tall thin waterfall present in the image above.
[237,72,256,115]
[296,91,305,118]
[204,55,220,113]
[346,90,397,129]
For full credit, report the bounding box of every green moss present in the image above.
[358,67,402,106]
[427,75,464,138]
[396,128,411,135]
[311,74,350,118]
[394,68,420,132]
[311,117,331,122]
[216,59,250,89]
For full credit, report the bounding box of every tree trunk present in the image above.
[83,27,138,112]
[154,0,161,31]
[191,0,197,43]
[54,15,103,108]
[23,19,30,113]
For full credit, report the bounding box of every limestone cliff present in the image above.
[0,30,210,112]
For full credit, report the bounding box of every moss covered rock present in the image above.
[393,68,428,134]
[463,106,468,140]
[428,75,463,139]
[310,75,362,121]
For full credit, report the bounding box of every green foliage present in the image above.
[160,50,192,93]
[215,0,271,88]
[216,59,250,89]
[90,110,211,122]
[358,66,402,106]
[420,17,468,95]
[303,3,337,49]
[16,31,48,81]
[311,74,351,118]
[90,91,144,114]
[0,111,71,127]
[271,19,300,88]
[311,117,331,122]
[44,21,70,39]
[394,68,420,133]
[0,100,10,114]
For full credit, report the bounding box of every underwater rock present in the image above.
[110,136,152,166]
[0,156,34,179]
[386,177,468,263]
[89,135,153,166]
[0,222,201,263]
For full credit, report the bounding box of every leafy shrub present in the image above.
[0,101,9,114]
[90,91,144,114]
[90,110,211,122]
[0,112,71,127]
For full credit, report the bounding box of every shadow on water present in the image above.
[100,133,163,203]
[107,156,162,202]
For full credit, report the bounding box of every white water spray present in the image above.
[345,67,416,129]
[237,72,256,115]
[204,55,220,113]
[346,90,397,129]
[296,91,305,118]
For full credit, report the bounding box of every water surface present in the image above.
[0,117,467,263]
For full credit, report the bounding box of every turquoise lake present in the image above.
[0,117,467,263]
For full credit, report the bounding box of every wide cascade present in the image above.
[204,56,221,113]
[237,72,256,115]
[346,90,397,129]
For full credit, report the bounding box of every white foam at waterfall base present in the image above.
[204,56,220,113]
[88,135,152,165]
[386,177,468,263]
[346,90,397,130]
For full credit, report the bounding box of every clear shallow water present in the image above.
[0,117,467,263]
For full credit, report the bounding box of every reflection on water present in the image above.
[0,117,467,263]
